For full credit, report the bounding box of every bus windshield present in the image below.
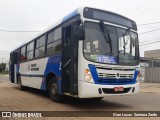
[84,22,139,66]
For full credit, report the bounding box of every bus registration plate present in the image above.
[114,87,124,92]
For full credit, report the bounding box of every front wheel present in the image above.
[48,77,63,102]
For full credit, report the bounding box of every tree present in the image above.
[0,63,6,72]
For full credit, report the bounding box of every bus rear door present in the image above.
[10,51,19,83]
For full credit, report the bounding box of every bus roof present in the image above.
[11,6,135,52]
[11,7,83,52]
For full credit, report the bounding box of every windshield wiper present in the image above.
[99,21,113,55]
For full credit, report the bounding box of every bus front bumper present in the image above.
[78,81,139,98]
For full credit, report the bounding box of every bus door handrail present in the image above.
[63,59,71,68]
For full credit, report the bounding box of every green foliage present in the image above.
[0,63,6,72]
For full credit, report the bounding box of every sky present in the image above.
[0,0,160,63]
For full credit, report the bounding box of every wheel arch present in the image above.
[46,72,57,90]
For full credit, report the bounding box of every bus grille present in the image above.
[98,73,133,79]
[98,78,133,84]
[95,65,135,84]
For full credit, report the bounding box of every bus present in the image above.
[9,7,140,102]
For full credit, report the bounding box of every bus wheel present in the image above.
[17,76,24,90]
[48,78,63,102]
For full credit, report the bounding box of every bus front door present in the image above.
[62,24,78,95]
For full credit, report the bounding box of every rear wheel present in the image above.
[17,76,24,90]
[48,77,63,102]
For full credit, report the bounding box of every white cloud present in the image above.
[0,0,160,61]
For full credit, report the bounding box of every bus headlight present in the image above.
[85,74,92,81]
[85,69,94,83]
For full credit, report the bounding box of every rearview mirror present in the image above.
[76,25,85,40]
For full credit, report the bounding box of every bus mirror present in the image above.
[76,25,85,40]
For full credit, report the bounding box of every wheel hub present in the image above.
[51,83,58,96]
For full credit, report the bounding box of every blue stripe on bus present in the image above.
[41,77,46,90]
[44,55,61,77]
[88,64,138,85]
[133,70,138,82]
[88,64,99,82]
[20,74,44,77]
[62,9,78,22]
[41,54,62,93]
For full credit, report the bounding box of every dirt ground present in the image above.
[140,82,160,94]
[0,75,160,120]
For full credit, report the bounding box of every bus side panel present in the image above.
[18,54,61,91]
[44,55,61,78]
[19,57,48,89]
[43,54,61,92]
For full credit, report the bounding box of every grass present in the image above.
[0,71,9,75]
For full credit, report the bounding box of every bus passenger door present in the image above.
[62,24,78,95]
[10,52,19,83]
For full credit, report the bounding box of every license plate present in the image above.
[114,87,124,92]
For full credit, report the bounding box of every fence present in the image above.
[145,67,160,83]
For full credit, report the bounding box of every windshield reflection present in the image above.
[84,22,139,65]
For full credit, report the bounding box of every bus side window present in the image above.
[20,46,27,61]
[47,30,54,55]
[54,27,62,53]
[26,41,34,60]
[47,27,62,55]
[35,35,46,58]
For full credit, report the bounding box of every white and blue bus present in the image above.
[9,7,140,102]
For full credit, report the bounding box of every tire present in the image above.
[48,77,63,102]
[17,76,24,90]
